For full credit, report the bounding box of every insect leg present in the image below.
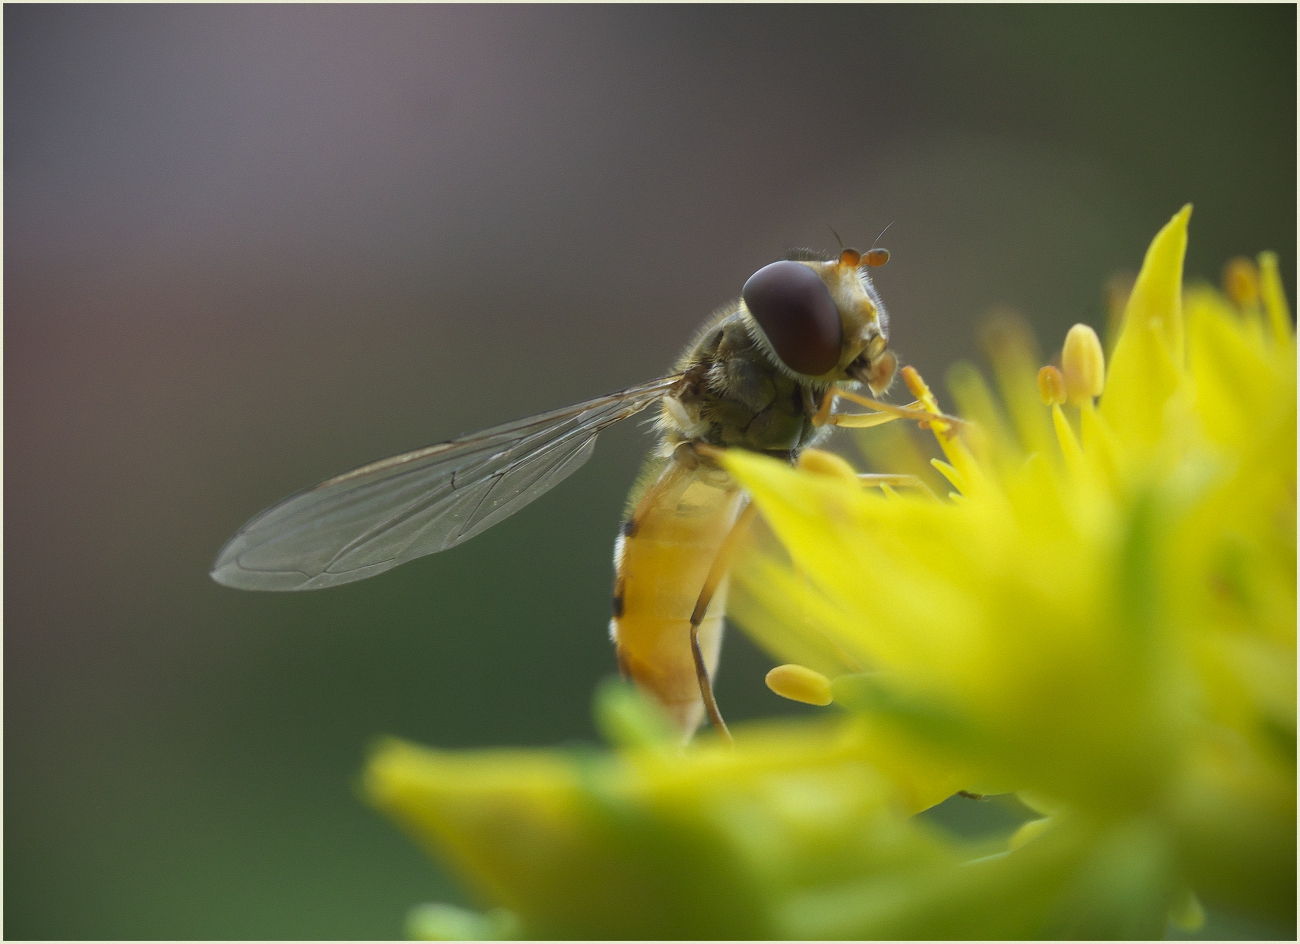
[813,385,954,431]
[857,472,935,495]
[686,501,759,745]
[827,408,906,429]
[803,387,837,427]
[833,387,968,429]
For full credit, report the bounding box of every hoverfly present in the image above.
[212,243,937,742]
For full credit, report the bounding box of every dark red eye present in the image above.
[741,261,843,376]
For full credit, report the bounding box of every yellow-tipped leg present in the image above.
[804,387,842,428]
[812,388,836,427]
[809,386,962,431]
[829,409,902,429]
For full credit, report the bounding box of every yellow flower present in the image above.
[365,681,964,940]
[721,206,1296,927]
[364,209,1293,939]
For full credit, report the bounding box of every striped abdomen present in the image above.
[609,451,745,737]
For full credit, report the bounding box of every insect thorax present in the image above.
[658,309,830,457]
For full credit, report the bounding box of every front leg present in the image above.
[808,386,965,430]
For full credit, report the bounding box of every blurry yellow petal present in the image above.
[980,311,1055,457]
[1051,404,1083,475]
[731,551,871,676]
[593,677,678,752]
[719,448,873,597]
[1100,206,1190,448]
[407,903,519,941]
[366,739,582,909]
[1009,816,1052,851]
[1257,251,1293,347]
[1167,888,1205,933]
[1187,295,1282,450]
[947,361,1020,474]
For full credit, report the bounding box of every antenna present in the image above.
[863,221,893,268]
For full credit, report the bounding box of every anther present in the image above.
[1037,365,1066,406]
[796,448,859,484]
[1060,324,1105,402]
[765,664,833,706]
[1222,257,1261,310]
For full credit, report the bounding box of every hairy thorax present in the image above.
[658,311,831,458]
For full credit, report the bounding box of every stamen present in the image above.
[901,366,952,434]
[1222,257,1261,310]
[1052,405,1083,474]
[930,458,966,493]
[1037,365,1066,406]
[857,472,935,496]
[1061,324,1106,402]
[902,365,982,495]
[765,663,833,706]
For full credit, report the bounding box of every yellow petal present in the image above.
[1009,816,1052,851]
[1257,251,1294,347]
[1100,205,1190,449]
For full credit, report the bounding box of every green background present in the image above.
[6,6,1294,939]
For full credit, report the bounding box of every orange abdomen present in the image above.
[609,454,744,737]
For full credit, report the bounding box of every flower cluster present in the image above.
[366,208,1294,939]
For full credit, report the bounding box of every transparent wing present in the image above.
[211,375,681,591]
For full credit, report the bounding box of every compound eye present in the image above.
[741,261,843,376]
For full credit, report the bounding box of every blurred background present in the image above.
[5,5,1294,939]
